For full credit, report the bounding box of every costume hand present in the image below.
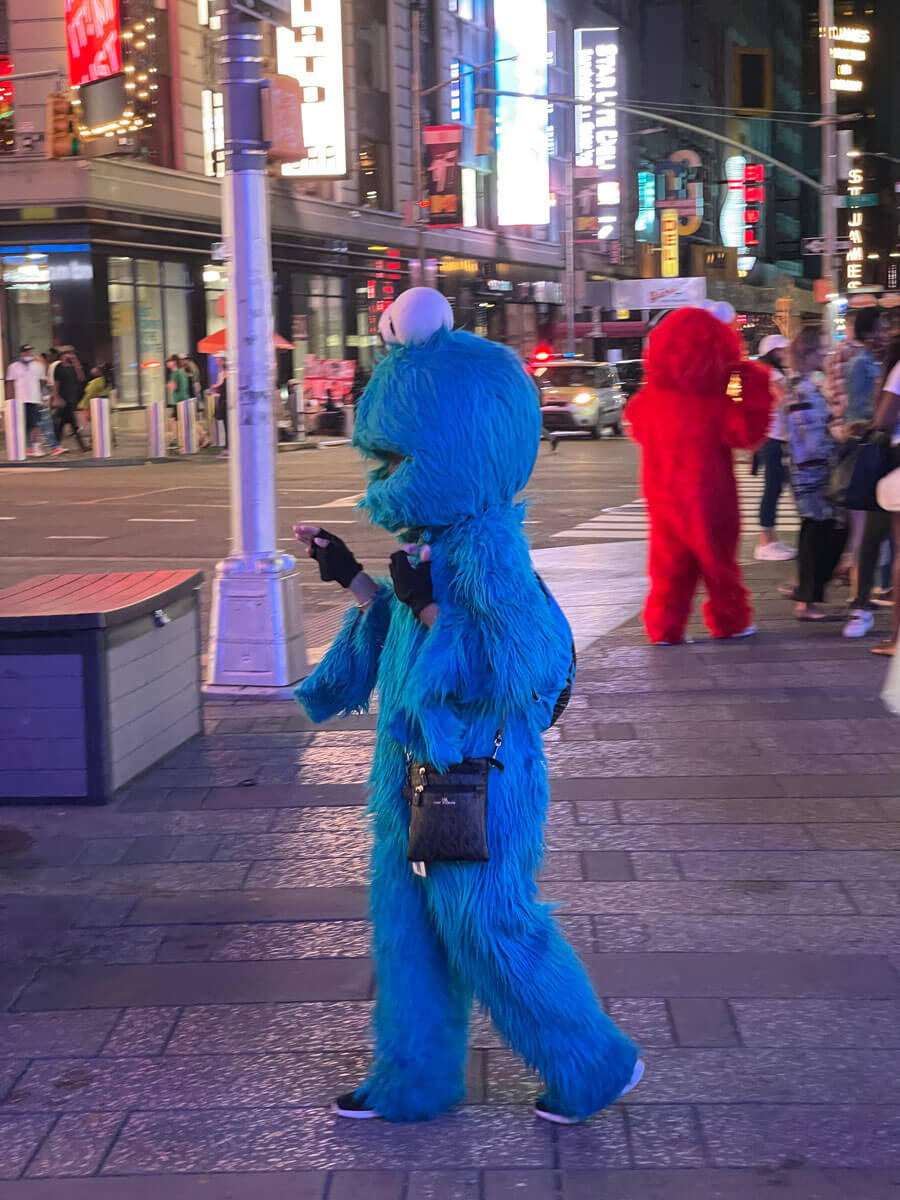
[390,543,434,619]
[293,525,363,589]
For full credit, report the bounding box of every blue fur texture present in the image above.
[297,326,638,1121]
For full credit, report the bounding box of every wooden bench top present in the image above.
[0,571,203,633]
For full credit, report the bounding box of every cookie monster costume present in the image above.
[296,288,640,1124]
[627,305,772,645]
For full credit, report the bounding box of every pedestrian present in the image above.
[182,354,203,399]
[166,354,190,447]
[753,334,795,562]
[295,286,643,1125]
[52,347,88,452]
[826,306,871,420]
[5,344,66,457]
[863,338,900,656]
[838,306,885,591]
[211,355,229,458]
[785,326,847,621]
[627,305,772,645]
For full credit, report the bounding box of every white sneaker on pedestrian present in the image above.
[26,446,45,457]
[843,609,875,639]
[754,542,796,562]
[730,624,758,638]
[49,445,68,457]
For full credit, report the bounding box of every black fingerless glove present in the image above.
[310,529,363,589]
[390,550,434,619]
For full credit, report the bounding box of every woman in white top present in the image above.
[869,339,900,655]
[754,335,795,562]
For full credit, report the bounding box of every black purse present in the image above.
[405,735,503,875]
[828,430,892,511]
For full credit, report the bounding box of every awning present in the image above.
[197,329,295,354]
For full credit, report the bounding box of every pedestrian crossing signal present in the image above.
[45,93,78,159]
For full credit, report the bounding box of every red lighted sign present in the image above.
[65,0,122,88]
[744,163,765,248]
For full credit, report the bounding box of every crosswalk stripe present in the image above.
[552,465,802,541]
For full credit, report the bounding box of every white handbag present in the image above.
[876,466,900,512]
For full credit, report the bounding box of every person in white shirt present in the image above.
[4,344,64,458]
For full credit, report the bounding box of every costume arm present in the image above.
[294,583,392,722]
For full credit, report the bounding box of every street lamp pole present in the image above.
[206,0,307,692]
[410,0,427,282]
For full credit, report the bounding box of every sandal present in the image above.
[871,640,896,657]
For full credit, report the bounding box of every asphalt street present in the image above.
[0,437,648,656]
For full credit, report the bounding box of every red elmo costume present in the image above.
[627,307,772,645]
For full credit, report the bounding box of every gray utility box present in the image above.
[0,571,203,804]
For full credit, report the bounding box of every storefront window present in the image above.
[106,256,194,406]
[136,276,165,406]
[1,253,52,351]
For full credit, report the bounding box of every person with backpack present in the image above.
[293,287,641,1127]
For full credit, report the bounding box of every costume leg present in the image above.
[644,520,700,643]
[426,745,638,1122]
[361,823,470,1122]
[698,513,753,637]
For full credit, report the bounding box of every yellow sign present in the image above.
[660,208,679,277]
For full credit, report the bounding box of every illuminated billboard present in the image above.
[276,0,347,178]
[65,0,122,88]
[494,0,550,226]
[575,27,620,245]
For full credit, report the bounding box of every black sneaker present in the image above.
[332,1089,379,1119]
[534,1058,645,1125]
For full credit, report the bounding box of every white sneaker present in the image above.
[49,445,68,457]
[754,542,796,562]
[534,1059,646,1125]
[843,609,875,639]
[26,446,45,457]
[730,624,758,638]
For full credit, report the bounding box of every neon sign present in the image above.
[846,164,865,289]
[65,0,122,88]
[495,0,550,225]
[574,26,620,245]
[276,0,347,178]
[823,25,869,93]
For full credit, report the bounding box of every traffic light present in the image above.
[474,106,493,157]
[45,93,77,159]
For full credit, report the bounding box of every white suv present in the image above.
[533,359,625,439]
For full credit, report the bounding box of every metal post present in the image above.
[90,394,113,458]
[147,399,166,458]
[819,0,838,347]
[564,158,576,356]
[4,399,26,461]
[206,0,307,692]
[411,0,427,280]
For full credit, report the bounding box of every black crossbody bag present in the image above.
[404,734,503,876]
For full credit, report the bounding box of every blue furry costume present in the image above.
[296,291,638,1122]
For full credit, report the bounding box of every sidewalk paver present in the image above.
[1,558,898,1195]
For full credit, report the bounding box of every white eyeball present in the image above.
[379,288,454,346]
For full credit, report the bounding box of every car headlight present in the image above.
[573,391,594,406]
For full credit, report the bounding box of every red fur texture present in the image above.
[627,307,773,644]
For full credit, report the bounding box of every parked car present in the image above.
[615,358,644,400]
[533,359,625,438]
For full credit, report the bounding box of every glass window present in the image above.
[109,281,139,408]
[108,256,133,284]
[164,286,191,361]
[136,259,160,286]
[163,262,188,287]
[136,281,165,406]
[450,0,483,21]
[2,253,52,351]
[202,89,225,178]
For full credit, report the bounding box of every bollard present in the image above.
[290,382,305,442]
[91,395,113,458]
[147,400,167,458]
[4,399,26,461]
[177,398,199,454]
[343,401,355,440]
[205,391,225,446]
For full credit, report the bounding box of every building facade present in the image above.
[0,0,836,401]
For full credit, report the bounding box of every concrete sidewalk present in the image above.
[1,561,899,1198]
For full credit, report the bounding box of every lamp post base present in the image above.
[205,553,308,692]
